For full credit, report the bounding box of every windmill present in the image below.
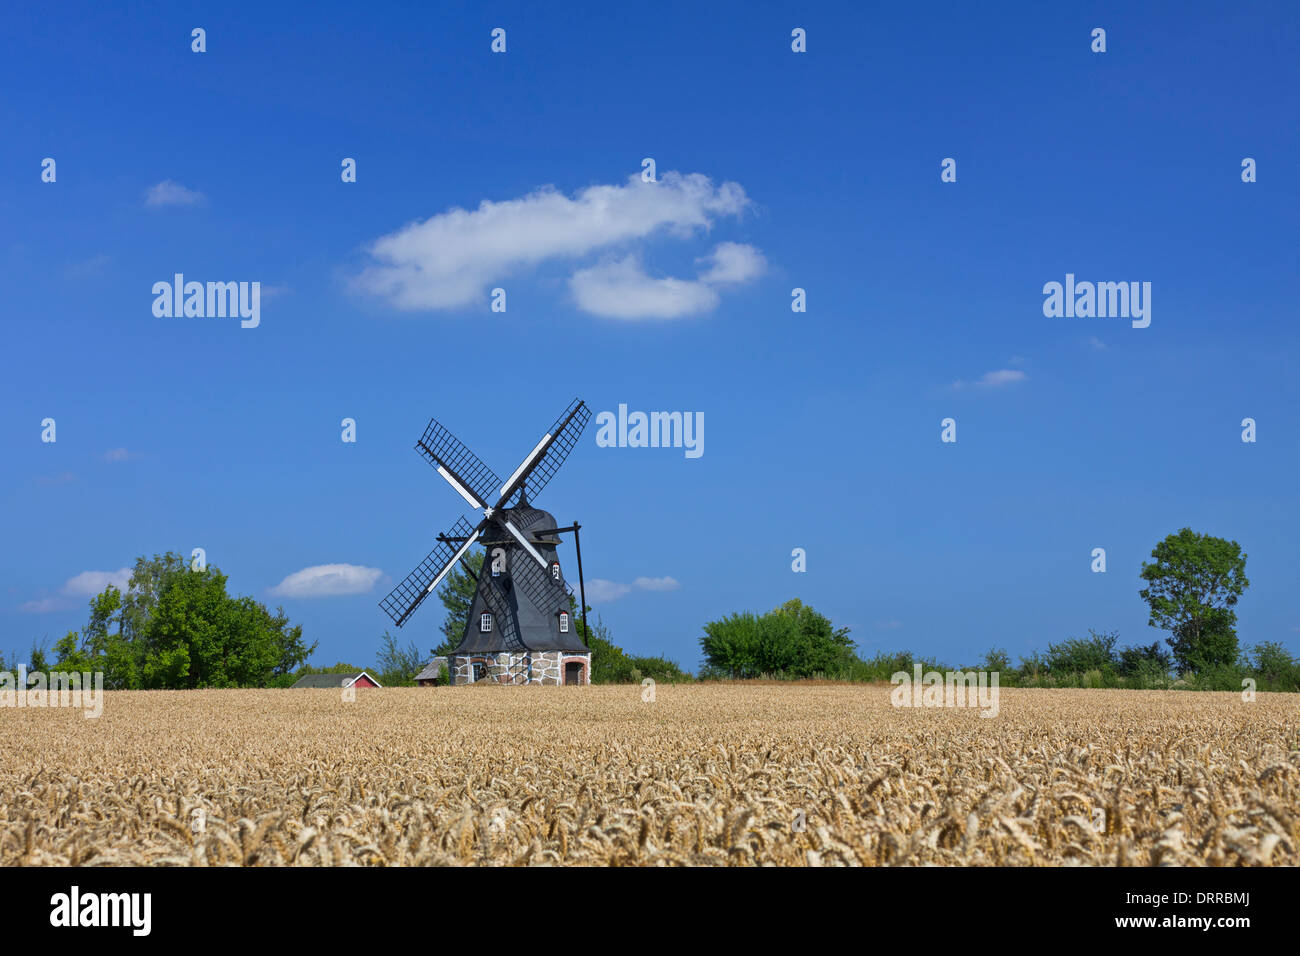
[380,397,594,685]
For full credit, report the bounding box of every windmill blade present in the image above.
[379,517,480,627]
[502,519,548,568]
[415,417,503,511]
[496,398,591,507]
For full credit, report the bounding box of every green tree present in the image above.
[63,551,315,689]
[84,585,122,658]
[1116,640,1172,677]
[120,552,189,647]
[376,630,423,686]
[51,631,95,672]
[1140,529,1249,673]
[28,639,50,672]
[433,548,484,655]
[978,647,1012,672]
[1250,642,1300,692]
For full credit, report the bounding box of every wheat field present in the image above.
[1,685,1296,866]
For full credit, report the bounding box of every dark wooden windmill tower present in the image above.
[380,398,593,685]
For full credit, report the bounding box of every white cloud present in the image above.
[62,568,131,596]
[952,368,1028,390]
[570,241,766,320]
[20,597,65,614]
[102,448,130,462]
[1088,336,1107,350]
[696,241,766,284]
[977,369,1027,387]
[16,567,129,613]
[584,579,633,603]
[569,256,720,319]
[353,171,756,313]
[585,576,680,603]
[66,254,112,279]
[269,564,382,598]
[633,576,680,592]
[144,180,205,207]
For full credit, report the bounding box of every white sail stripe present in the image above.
[504,520,548,567]
[499,432,552,500]
[437,465,485,509]
[425,530,481,594]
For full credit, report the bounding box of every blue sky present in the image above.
[2,1,1297,671]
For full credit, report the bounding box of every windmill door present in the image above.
[564,662,583,685]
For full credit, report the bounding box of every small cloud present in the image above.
[65,254,112,279]
[20,597,65,614]
[570,256,719,319]
[1007,355,1027,367]
[587,576,679,602]
[571,241,766,320]
[144,180,206,208]
[976,369,1027,388]
[102,448,130,462]
[585,579,633,603]
[36,473,77,486]
[1088,336,1107,350]
[633,576,680,592]
[269,564,383,598]
[63,568,131,596]
[259,284,291,299]
[952,369,1027,390]
[696,242,766,285]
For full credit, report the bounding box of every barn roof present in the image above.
[290,671,381,688]
[414,657,448,681]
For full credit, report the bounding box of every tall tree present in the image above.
[51,552,313,689]
[433,548,484,656]
[376,631,424,685]
[120,551,189,648]
[1139,528,1249,672]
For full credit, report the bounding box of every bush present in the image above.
[1169,608,1240,673]
[849,651,951,684]
[629,655,692,683]
[1045,630,1118,675]
[1127,658,1174,689]
[700,600,854,680]
[1184,661,1251,692]
[1249,642,1300,692]
[1017,651,1046,683]
[1117,641,1172,678]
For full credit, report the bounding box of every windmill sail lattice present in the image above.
[379,516,478,627]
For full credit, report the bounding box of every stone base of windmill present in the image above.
[449,652,590,686]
